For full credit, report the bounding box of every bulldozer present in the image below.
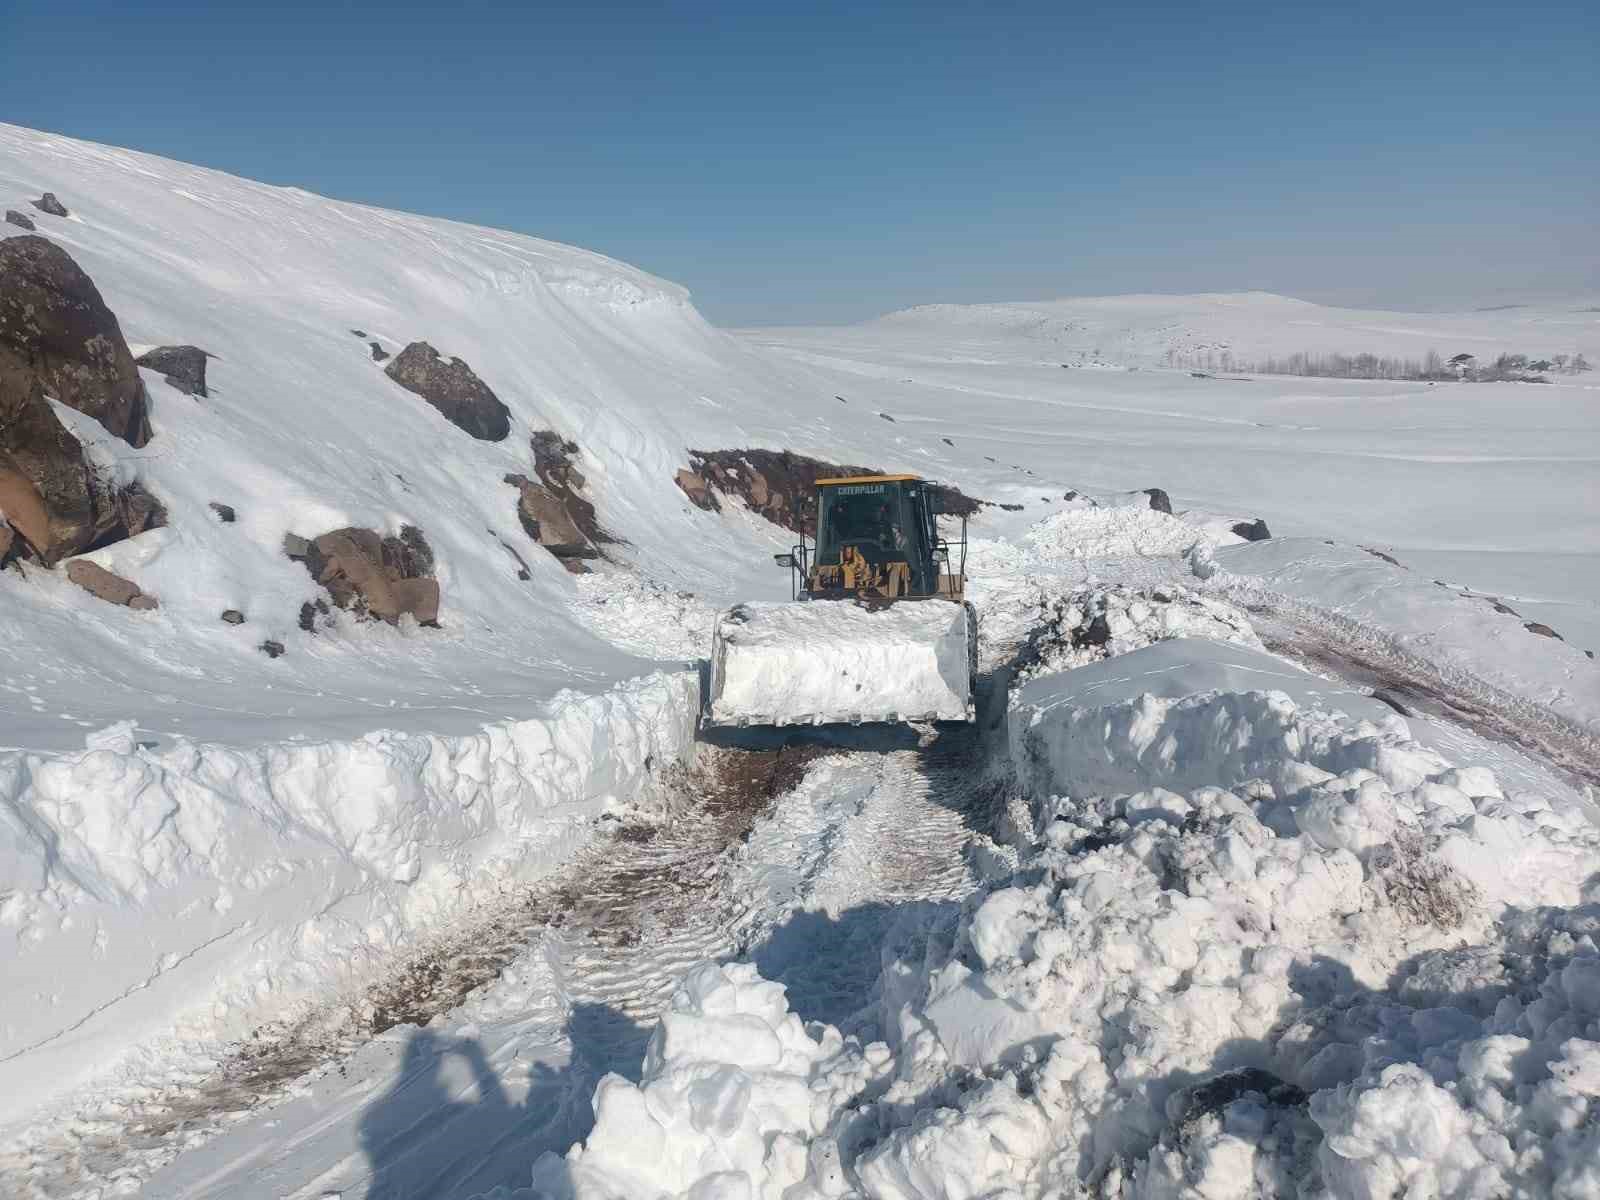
[704,473,977,727]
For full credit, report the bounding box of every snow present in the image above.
[0,669,697,1129]
[1211,538,1600,734]
[537,634,1600,1200]
[3,122,1599,1197]
[707,599,973,725]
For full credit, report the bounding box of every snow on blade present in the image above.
[706,600,974,726]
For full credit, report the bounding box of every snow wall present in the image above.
[0,668,698,1129]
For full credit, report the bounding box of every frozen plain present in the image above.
[0,123,1597,1198]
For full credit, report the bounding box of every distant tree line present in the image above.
[1165,347,1592,382]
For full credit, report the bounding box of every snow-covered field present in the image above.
[1,124,1597,1199]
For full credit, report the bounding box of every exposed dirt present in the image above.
[17,740,836,1194]
[1255,610,1600,792]
[679,448,983,537]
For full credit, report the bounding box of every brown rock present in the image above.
[0,374,106,563]
[675,468,715,510]
[65,559,146,607]
[5,210,35,231]
[0,455,53,556]
[0,523,12,563]
[134,345,210,398]
[0,236,151,446]
[383,342,510,441]
[127,593,159,611]
[31,193,69,218]
[297,525,440,625]
[1525,622,1563,641]
[390,577,440,625]
[507,474,589,555]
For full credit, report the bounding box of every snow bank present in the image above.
[1025,505,1217,562]
[521,637,1599,1200]
[707,600,973,726]
[0,669,697,1128]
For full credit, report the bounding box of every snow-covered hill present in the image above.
[864,290,1600,371]
[1,124,1597,1196]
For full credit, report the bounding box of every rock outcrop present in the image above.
[384,342,510,441]
[678,449,981,537]
[1,374,102,563]
[5,210,35,231]
[507,474,590,560]
[0,235,151,447]
[65,559,157,609]
[31,193,69,218]
[1143,488,1173,514]
[288,525,440,626]
[504,432,614,572]
[135,345,210,397]
[1232,518,1272,542]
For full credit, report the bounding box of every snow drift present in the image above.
[529,637,1600,1200]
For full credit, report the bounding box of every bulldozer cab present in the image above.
[776,474,966,601]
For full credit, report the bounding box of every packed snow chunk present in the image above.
[529,961,875,1200]
[1024,504,1216,562]
[1015,584,1260,684]
[706,600,973,726]
[1010,638,1407,799]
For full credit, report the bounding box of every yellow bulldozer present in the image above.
[704,474,977,727]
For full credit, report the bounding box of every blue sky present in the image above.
[2,0,1595,325]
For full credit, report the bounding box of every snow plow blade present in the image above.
[705,599,976,727]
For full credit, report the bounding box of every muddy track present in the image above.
[3,742,831,1199]
[1253,607,1600,792]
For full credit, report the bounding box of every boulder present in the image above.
[65,559,155,608]
[31,193,69,218]
[134,345,210,397]
[5,210,35,231]
[0,235,151,446]
[675,468,715,511]
[1143,488,1173,514]
[221,609,246,625]
[0,453,53,556]
[1525,622,1563,641]
[369,341,389,362]
[1232,519,1272,542]
[210,501,236,523]
[259,639,286,658]
[507,474,589,555]
[0,374,104,562]
[384,341,510,441]
[295,525,440,625]
[115,481,166,538]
